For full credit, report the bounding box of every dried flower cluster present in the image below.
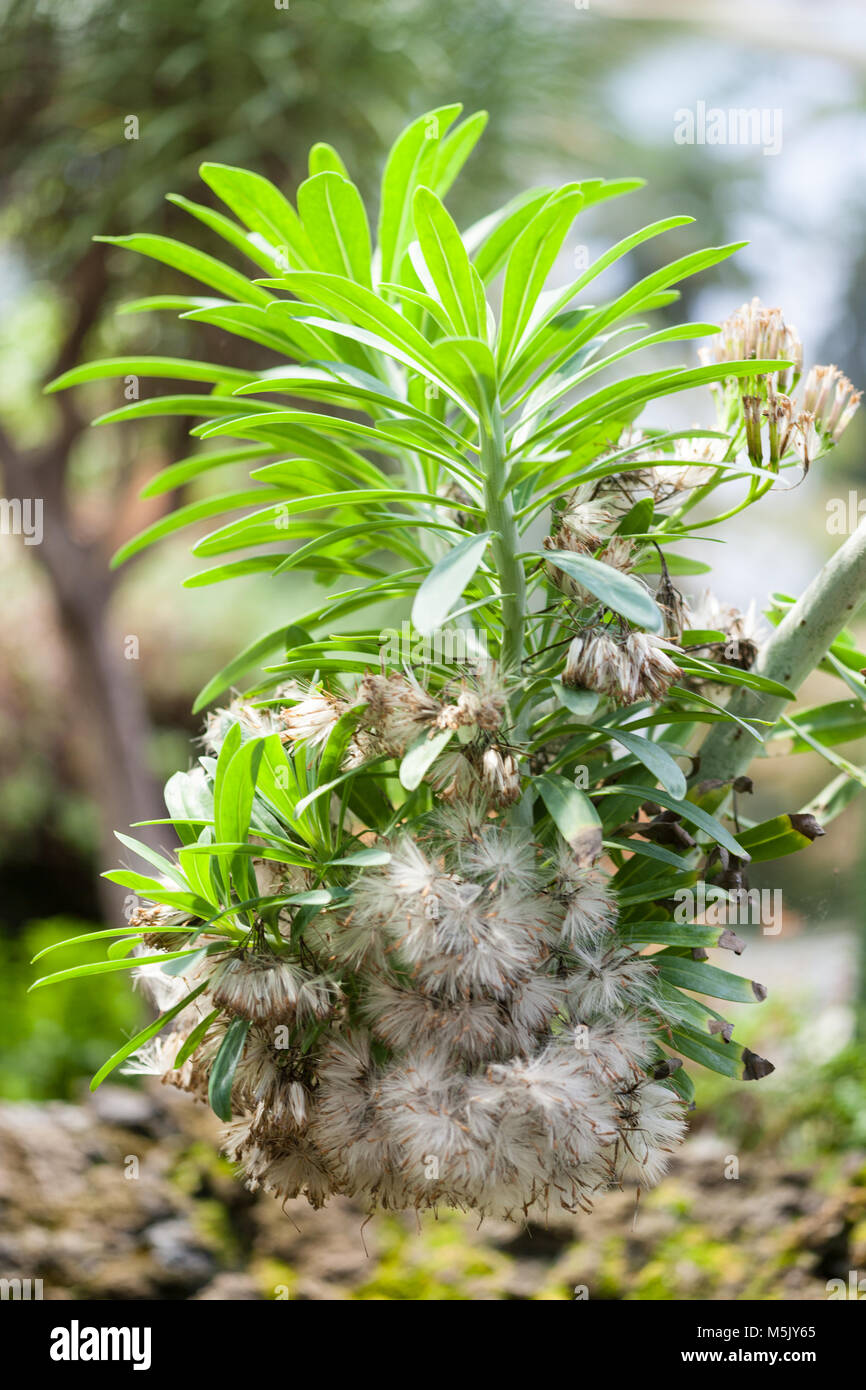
[132,805,685,1216]
[700,298,860,469]
[563,630,683,705]
[699,296,803,394]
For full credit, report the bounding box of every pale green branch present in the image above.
[695,519,866,784]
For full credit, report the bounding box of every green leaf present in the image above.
[297,172,372,285]
[141,445,273,499]
[291,757,388,820]
[770,699,866,751]
[269,519,436,580]
[399,728,453,791]
[665,686,768,744]
[193,624,310,714]
[639,555,713,580]
[107,936,142,960]
[330,848,392,868]
[616,872,697,908]
[655,956,766,1005]
[532,361,788,454]
[287,890,335,909]
[181,841,311,868]
[496,187,584,369]
[309,142,349,178]
[198,162,316,269]
[214,736,264,848]
[605,836,693,870]
[208,1016,252,1121]
[94,234,271,305]
[513,215,695,366]
[89,983,208,1091]
[30,927,187,962]
[318,704,369,789]
[592,783,749,859]
[164,767,214,828]
[31,949,207,991]
[118,293,225,316]
[182,302,311,355]
[669,1026,742,1079]
[412,532,493,637]
[94,394,274,430]
[676,653,795,698]
[426,111,488,198]
[734,814,816,863]
[113,831,188,889]
[537,773,602,866]
[413,186,481,336]
[664,1065,696,1104]
[619,922,736,950]
[552,681,599,719]
[235,362,420,428]
[580,241,747,349]
[777,712,866,789]
[101,870,214,918]
[174,1008,221,1068]
[682,629,728,647]
[604,727,687,799]
[800,770,863,825]
[538,549,663,632]
[188,490,469,560]
[110,486,290,569]
[276,271,443,378]
[46,356,251,394]
[377,104,462,284]
[177,838,223,909]
[469,189,552,281]
[430,338,497,419]
[616,497,655,538]
[167,193,282,274]
[291,315,474,412]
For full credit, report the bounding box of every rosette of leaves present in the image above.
[36,106,865,1215]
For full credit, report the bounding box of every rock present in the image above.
[193,1273,263,1300]
[89,1085,166,1136]
[143,1218,217,1288]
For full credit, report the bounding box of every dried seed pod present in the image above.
[788,813,826,841]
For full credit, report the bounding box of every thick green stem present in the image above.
[481,407,533,832]
[481,410,527,677]
[695,519,866,784]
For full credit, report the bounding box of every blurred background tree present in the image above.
[1,0,865,1095]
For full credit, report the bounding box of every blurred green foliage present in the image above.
[0,918,142,1099]
[699,1042,866,1163]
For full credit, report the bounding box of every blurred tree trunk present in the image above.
[0,245,165,923]
[35,494,166,922]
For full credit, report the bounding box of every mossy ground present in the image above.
[1,1041,864,1300]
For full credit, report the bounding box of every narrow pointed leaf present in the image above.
[208,1016,252,1121]
[537,773,603,866]
[412,531,493,636]
[297,171,372,285]
[538,549,663,631]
